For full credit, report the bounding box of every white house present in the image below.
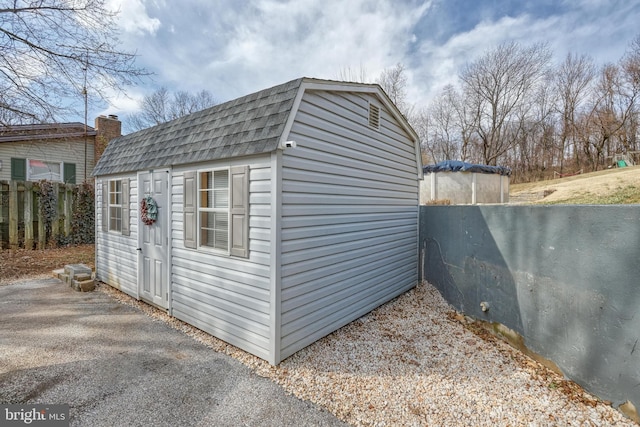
[93,78,422,364]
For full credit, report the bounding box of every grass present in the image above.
[540,185,640,205]
[510,165,640,204]
[510,168,630,193]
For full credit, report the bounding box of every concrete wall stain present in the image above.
[420,205,640,422]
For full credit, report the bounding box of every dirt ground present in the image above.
[0,244,94,285]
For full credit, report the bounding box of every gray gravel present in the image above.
[0,278,346,427]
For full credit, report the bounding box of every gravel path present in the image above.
[102,281,636,426]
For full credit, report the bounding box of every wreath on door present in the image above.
[140,195,158,225]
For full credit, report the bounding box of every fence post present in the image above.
[51,183,60,241]
[37,196,46,250]
[24,182,34,249]
[9,180,18,249]
[0,182,5,247]
[64,184,73,237]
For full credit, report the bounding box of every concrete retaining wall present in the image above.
[420,205,640,419]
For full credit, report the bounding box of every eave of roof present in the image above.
[0,122,96,143]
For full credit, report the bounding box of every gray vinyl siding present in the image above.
[95,175,138,297]
[278,90,419,359]
[0,138,95,182]
[169,157,273,360]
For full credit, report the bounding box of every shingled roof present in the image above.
[0,122,97,143]
[93,78,304,176]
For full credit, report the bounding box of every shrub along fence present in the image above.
[0,180,94,249]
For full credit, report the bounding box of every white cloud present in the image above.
[96,87,145,122]
[195,0,432,99]
[83,0,640,124]
[107,0,161,35]
[408,1,640,106]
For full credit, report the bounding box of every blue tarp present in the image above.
[423,160,511,176]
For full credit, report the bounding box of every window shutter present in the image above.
[121,179,130,236]
[229,165,249,258]
[183,171,197,249]
[101,181,108,232]
[63,163,76,184]
[11,158,26,181]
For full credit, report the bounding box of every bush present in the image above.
[36,180,57,247]
[70,182,95,244]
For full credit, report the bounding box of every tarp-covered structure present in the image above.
[421,160,510,204]
[423,160,511,176]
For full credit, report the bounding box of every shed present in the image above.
[420,160,510,205]
[93,78,422,364]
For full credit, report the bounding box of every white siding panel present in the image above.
[283,155,416,187]
[171,301,270,360]
[311,91,415,145]
[282,232,415,276]
[295,92,416,161]
[279,90,419,360]
[282,265,416,338]
[95,175,138,297]
[169,159,273,360]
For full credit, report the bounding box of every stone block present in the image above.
[64,264,92,278]
[73,279,95,292]
[74,273,92,282]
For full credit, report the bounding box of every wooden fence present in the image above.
[0,180,81,249]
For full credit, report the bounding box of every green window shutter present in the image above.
[11,158,26,181]
[183,171,197,249]
[63,163,76,184]
[229,165,249,258]
[102,181,108,232]
[121,179,130,236]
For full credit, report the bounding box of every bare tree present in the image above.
[460,42,552,165]
[620,34,640,156]
[419,86,462,163]
[0,0,148,125]
[580,62,638,170]
[127,87,217,132]
[377,63,413,118]
[554,53,595,173]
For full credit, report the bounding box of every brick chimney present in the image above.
[94,115,122,164]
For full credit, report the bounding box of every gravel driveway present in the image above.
[0,278,345,427]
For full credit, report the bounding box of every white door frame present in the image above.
[137,169,171,310]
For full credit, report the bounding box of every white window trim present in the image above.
[197,167,231,255]
[108,179,123,233]
[27,158,63,182]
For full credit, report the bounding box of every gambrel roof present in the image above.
[93,77,419,176]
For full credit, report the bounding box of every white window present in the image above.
[199,169,229,251]
[27,159,62,182]
[109,180,123,232]
[184,166,247,257]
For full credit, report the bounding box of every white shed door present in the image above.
[138,170,169,309]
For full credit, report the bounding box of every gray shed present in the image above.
[93,78,422,364]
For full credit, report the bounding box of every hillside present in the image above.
[510,166,640,204]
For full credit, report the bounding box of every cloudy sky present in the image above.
[96,0,640,127]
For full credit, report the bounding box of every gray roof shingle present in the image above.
[93,78,304,176]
